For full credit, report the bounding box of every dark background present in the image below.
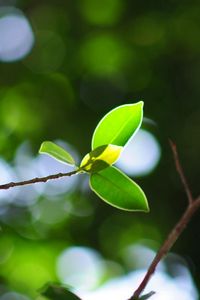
[0,0,199,299]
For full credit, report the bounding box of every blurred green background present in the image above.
[0,0,199,299]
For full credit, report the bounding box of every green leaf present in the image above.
[89,166,149,212]
[91,101,143,149]
[80,144,123,173]
[140,291,156,300]
[133,291,156,300]
[39,141,75,165]
[40,283,82,300]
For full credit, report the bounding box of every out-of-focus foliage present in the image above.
[39,283,82,300]
[0,0,199,299]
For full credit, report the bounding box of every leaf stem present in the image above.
[0,170,78,190]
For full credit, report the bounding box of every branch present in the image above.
[128,143,200,300]
[0,170,78,190]
[169,140,193,204]
[129,196,200,300]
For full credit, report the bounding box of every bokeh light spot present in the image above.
[116,129,161,176]
[80,0,124,26]
[0,85,42,135]
[1,242,58,294]
[56,247,105,290]
[32,197,71,225]
[80,34,130,76]
[0,7,34,62]
[0,292,30,300]
[78,245,198,300]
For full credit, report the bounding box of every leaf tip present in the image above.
[136,100,144,111]
[39,140,49,154]
[139,191,149,213]
[38,140,76,165]
[143,203,150,213]
[89,166,150,212]
[139,100,144,106]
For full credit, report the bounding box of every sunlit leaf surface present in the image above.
[80,144,123,172]
[92,101,143,149]
[39,141,75,165]
[90,166,149,212]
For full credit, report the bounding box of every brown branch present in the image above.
[0,170,78,190]
[129,197,200,300]
[169,140,193,204]
[128,143,200,300]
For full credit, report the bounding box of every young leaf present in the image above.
[40,283,82,300]
[90,166,149,212]
[39,141,75,165]
[80,144,123,173]
[91,101,143,149]
[140,291,156,300]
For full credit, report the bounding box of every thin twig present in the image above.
[128,142,200,300]
[169,140,193,204]
[129,196,200,300]
[0,170,78,190]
